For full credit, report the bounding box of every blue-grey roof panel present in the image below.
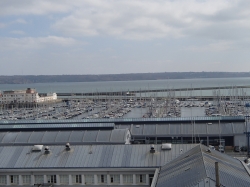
[0,132,6,142]
[1,132,18,143]
[0,130,129,145]
[83,131,98,142]
[55,131,71,142]
[0,123,115,130]
[28,131,45,143]
[110,129,127,142]
[0,116,244,125]
[157,144,250,187]
[0,144,198,169]
[68,131,84,142]
[15,132,32,143]
[41,131,58,143]
[97,130,112,142]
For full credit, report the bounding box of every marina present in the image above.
[1,77,250,120]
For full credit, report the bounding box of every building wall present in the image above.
[0,88,57,104]
[0,170,155,186]
[234,135,246,147]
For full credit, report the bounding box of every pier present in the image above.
[48,85,250,97]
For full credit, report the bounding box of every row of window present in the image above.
[2,94,36,97]
[0,174,146,185]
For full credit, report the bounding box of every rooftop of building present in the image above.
[0,144,197,170]
[0,116,245,126]
[0,129,129,145]
[156,144,250,187]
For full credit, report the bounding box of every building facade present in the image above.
[0,88,57,104]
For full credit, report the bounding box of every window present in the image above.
[10,175,19,184]
[0,175,6,185]
[22,175,31,185]
[123,174,133,184]
[98,175,107,184]
[85,175,94,185]
[47,175,57,183]
[34,175,44,184]
[60,175,69,184]
[136,174,146,184]
[110,174,120,184]
[72,175,82,184]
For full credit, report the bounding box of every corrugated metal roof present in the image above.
[117,122,246,136]
[0,116,245,125]
[0,129,129,145]
[156,144,250,187]
[0,144,197,169]
[0,123,115,131]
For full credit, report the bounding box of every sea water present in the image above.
[0,77,249,96]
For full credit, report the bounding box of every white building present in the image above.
[0,88,57,104]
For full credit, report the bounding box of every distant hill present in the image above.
[0,72,250,84]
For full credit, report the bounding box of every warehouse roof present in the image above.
[116,122,246,136]
[156,144,250,187]
[0,123,114,131]
[0,116,245,125]
[0,144,197,169]
[0,129,130,145]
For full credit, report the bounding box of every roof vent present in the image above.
[32,145,43,152]
[65,143,71,151]
[44,146,51,154]
[150,144,155,153]
[161,143,172,150]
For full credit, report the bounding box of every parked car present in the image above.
[241,146,248,152]
[234,146,240,152]
[218,145,224,153]
[209,145,215,150]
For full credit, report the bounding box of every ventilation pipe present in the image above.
[44,146,50,154]
[65,143,71,151]
[150,144,155,153]
[215,162,220,187]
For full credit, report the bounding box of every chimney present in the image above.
[215,162,220,187]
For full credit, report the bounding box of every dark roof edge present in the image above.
[239,159,250,177]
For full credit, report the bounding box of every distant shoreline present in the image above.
[0,72,250,84]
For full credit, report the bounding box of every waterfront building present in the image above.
[0,88,57,104]
[0,144,197,186]
[0,117,250,186]
[0,116,246,147]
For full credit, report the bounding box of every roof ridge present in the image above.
[200,144,209,178]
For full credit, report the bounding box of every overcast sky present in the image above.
[0,0,250,75]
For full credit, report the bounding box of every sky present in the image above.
[0,0,250,75]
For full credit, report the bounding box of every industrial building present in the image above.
[0,116,250,186]
[157,144,250,187]
[0,116,248,147]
